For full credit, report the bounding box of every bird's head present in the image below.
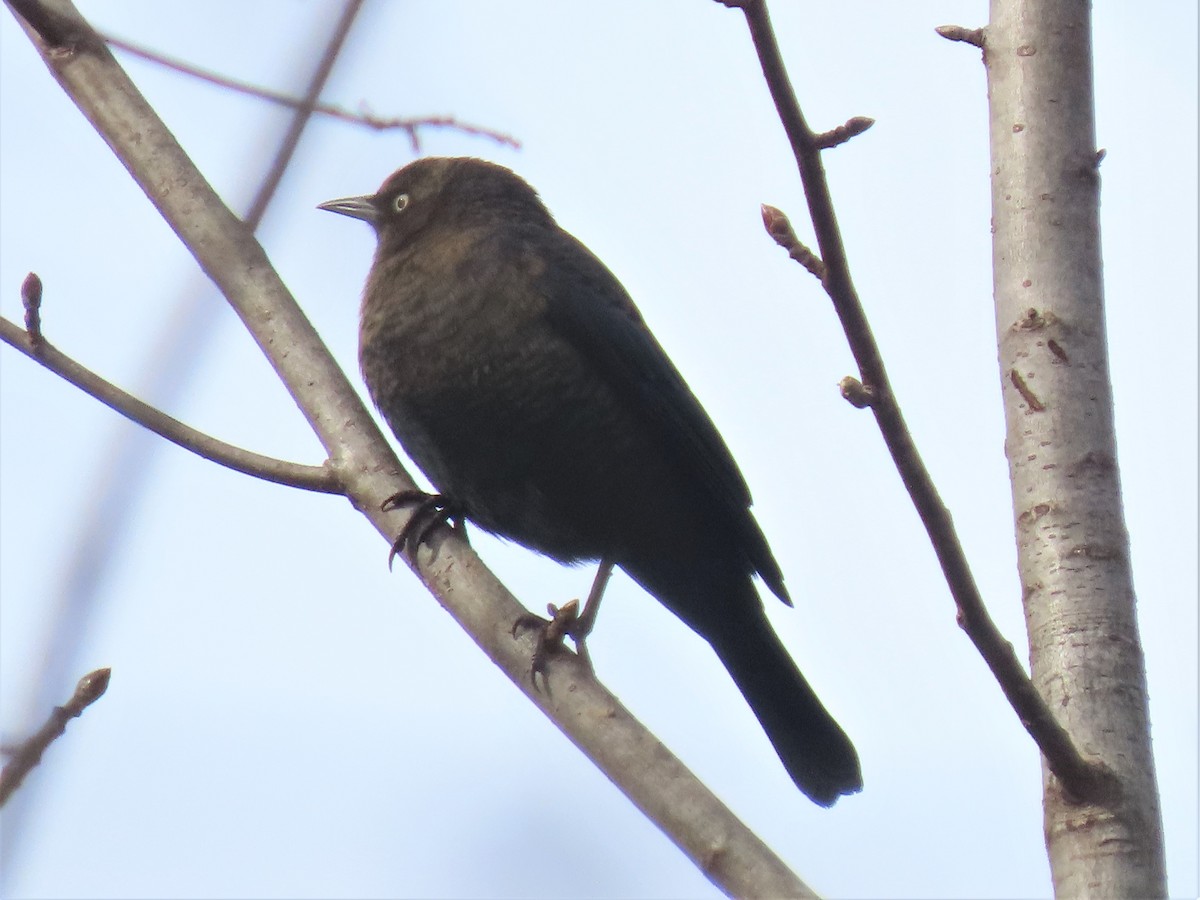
[319,157,550,252]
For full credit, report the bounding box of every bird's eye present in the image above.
[392,193,410,212]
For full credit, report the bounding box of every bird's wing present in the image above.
[540,229,751,505]
[537,227,788,601]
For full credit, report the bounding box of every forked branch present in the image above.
[718,0,1115,802]
[0,303,342,494]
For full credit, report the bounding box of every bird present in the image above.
[319,157,862,806]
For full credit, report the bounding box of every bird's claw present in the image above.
[381,490,465,569]
[512,599,594,690]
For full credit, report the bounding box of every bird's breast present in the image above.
[360,230,549,392]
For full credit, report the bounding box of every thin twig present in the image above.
[0,668,111,807]
[242,0,365,229]
[761,205,826,280]
[0,314,342,494]
[813,115,874,150]
[103,33,521,152]
[721,0,1114,801]
[935,25,985,48]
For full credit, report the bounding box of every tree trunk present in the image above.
[984,0,1167,895]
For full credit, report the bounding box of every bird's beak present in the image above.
[318,195,379,225]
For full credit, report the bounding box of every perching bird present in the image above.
[319,157,862,806]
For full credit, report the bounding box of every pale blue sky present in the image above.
[1,2,1195,897]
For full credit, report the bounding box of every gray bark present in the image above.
[984,0,1167,895]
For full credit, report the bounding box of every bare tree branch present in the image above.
[0,0,369,871]
[0,312,342,494]
[0,668,111,808]
[3,0,815,894]
[0,0,369,873]
[717,0,1113,802]
[103,33,522,153]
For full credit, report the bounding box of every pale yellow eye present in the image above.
[392,193,410,212]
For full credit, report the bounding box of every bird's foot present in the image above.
[509,560,613,688]
[512,599,594,690]
[381,490,466,569]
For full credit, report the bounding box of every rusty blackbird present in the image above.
[319,157,861,806]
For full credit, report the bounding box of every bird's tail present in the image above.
[708,606,862,807]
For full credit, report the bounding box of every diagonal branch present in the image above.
[0,312,342,494]
[3,0,817,894]
[718,0,1114,801]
